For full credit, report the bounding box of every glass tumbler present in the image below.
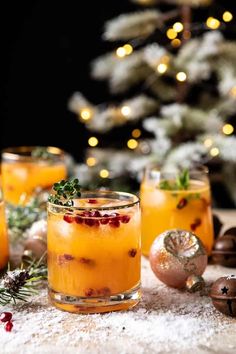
[47,191,141,313]
[140,164,214,256]
[0,188,9,272]
[1,146,67,205]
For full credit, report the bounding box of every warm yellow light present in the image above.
[127,139,138,149]
[176,72,187,82]
[116,47,126,58]
[210,147,220,157]
[121,105,131,117]
[99,169,109,178]
[204,138,213,148]
[86,157,97,167]
[173,22,184,33]
[171,38,181,48]
[132,129,141,138]
[88,137,98,147]
[157,63,168,74]
[223,124,234,135]
[223,11,233,22]
[80,108,92,121]
[230,87,236,97]
[206,17,220,29]
[166,28,177,40]
[123,44,133,55]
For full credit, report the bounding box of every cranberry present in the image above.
[190,218,202,231]
[0,312,12,323]
[177,198,188,209]
[98,287,111,296]
[84,288,95,297]
[100,214,110,225]
[109,218,120,228]
[75,215,83,224]
[90,210,101,217]
[88,199,98,204]
[5,321,13,332]
[63,214,74,223]
[120,215,130,224]
[79,257,94,265]
[85,218,96,227]
[128,248,137,257]
[58,254,74,265]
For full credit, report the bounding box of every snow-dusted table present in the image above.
[1,209,236,354]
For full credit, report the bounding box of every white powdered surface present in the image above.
[1,258,236,354]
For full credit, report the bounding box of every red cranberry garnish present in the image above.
[100,214,110,225]
[58,254,74,265]
[79,257,94,266]
[90,210,101,217]
[84,288,95,297]
[190,218,202,231]
[177,198,188,209]
[5,321,13,332]
[128,248,137,257]
[0,312,12,323]
[85,218,96,227]
[63,214,74,223]
[75,215,83,224]
[109,218,120,228]
[120,215,130,224]
[88,199,98,204]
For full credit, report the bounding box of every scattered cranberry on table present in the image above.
[0,312,13,332]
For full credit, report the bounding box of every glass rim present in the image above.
[1,146,65,162]
[47,190,140,211]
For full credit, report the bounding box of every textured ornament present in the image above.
[149,229,208,288]
[211,235,236,267]
[223,227,236,237]
[23,220,47,262]
[210,275,236,317]
[185,274,205,293]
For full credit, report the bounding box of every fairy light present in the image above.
[176,72,187,82]
[206,17,220,29]
[210,147,220,157]
[166,28,177,40]
[86,157,97,167]
[123,44,133,55]
[222,11,233,22]
[88,137,98,147]
[230,87,236,97]
[127,139,138,149]
[132,129,141,138]
[173,22,184,33]
[223,124,234,135]
[121,105,131,117]
[157,63,168,74]
[116,47,126,58]
[171,39,181,48]
[99,169,109,178]
[80,108,92,121]
[204,138,213,148]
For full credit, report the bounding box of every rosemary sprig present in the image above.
[31,146,54,160]
[48,178,81,206]
[0,257,47,306]
[159,168,190,191]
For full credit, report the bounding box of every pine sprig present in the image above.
[48,178,81,206]
[159,168,190,190]
[0,257,47,306]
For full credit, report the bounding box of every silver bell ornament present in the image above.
[23,219,47,262]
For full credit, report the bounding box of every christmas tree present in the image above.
[68,0,236,206]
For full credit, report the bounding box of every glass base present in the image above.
[48,284,141,314]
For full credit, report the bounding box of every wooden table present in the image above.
[1,209,236,354]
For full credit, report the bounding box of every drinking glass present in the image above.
[1,146,67,205]
[47,190,141,313]
[140,164,214,256]
[0,188,9,272]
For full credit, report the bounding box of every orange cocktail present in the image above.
[140,166,214,256]
[47,191,141,313]
[0,196,9,272]
[1,146,67,205]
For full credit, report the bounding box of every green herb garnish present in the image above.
[48,178,81,206]
[31,146,54,160]
[159,168,190,191]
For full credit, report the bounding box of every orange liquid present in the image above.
[140,180,214,256]
[1,161,67,205]
[0,200,9,270]
[47,198,141,305]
